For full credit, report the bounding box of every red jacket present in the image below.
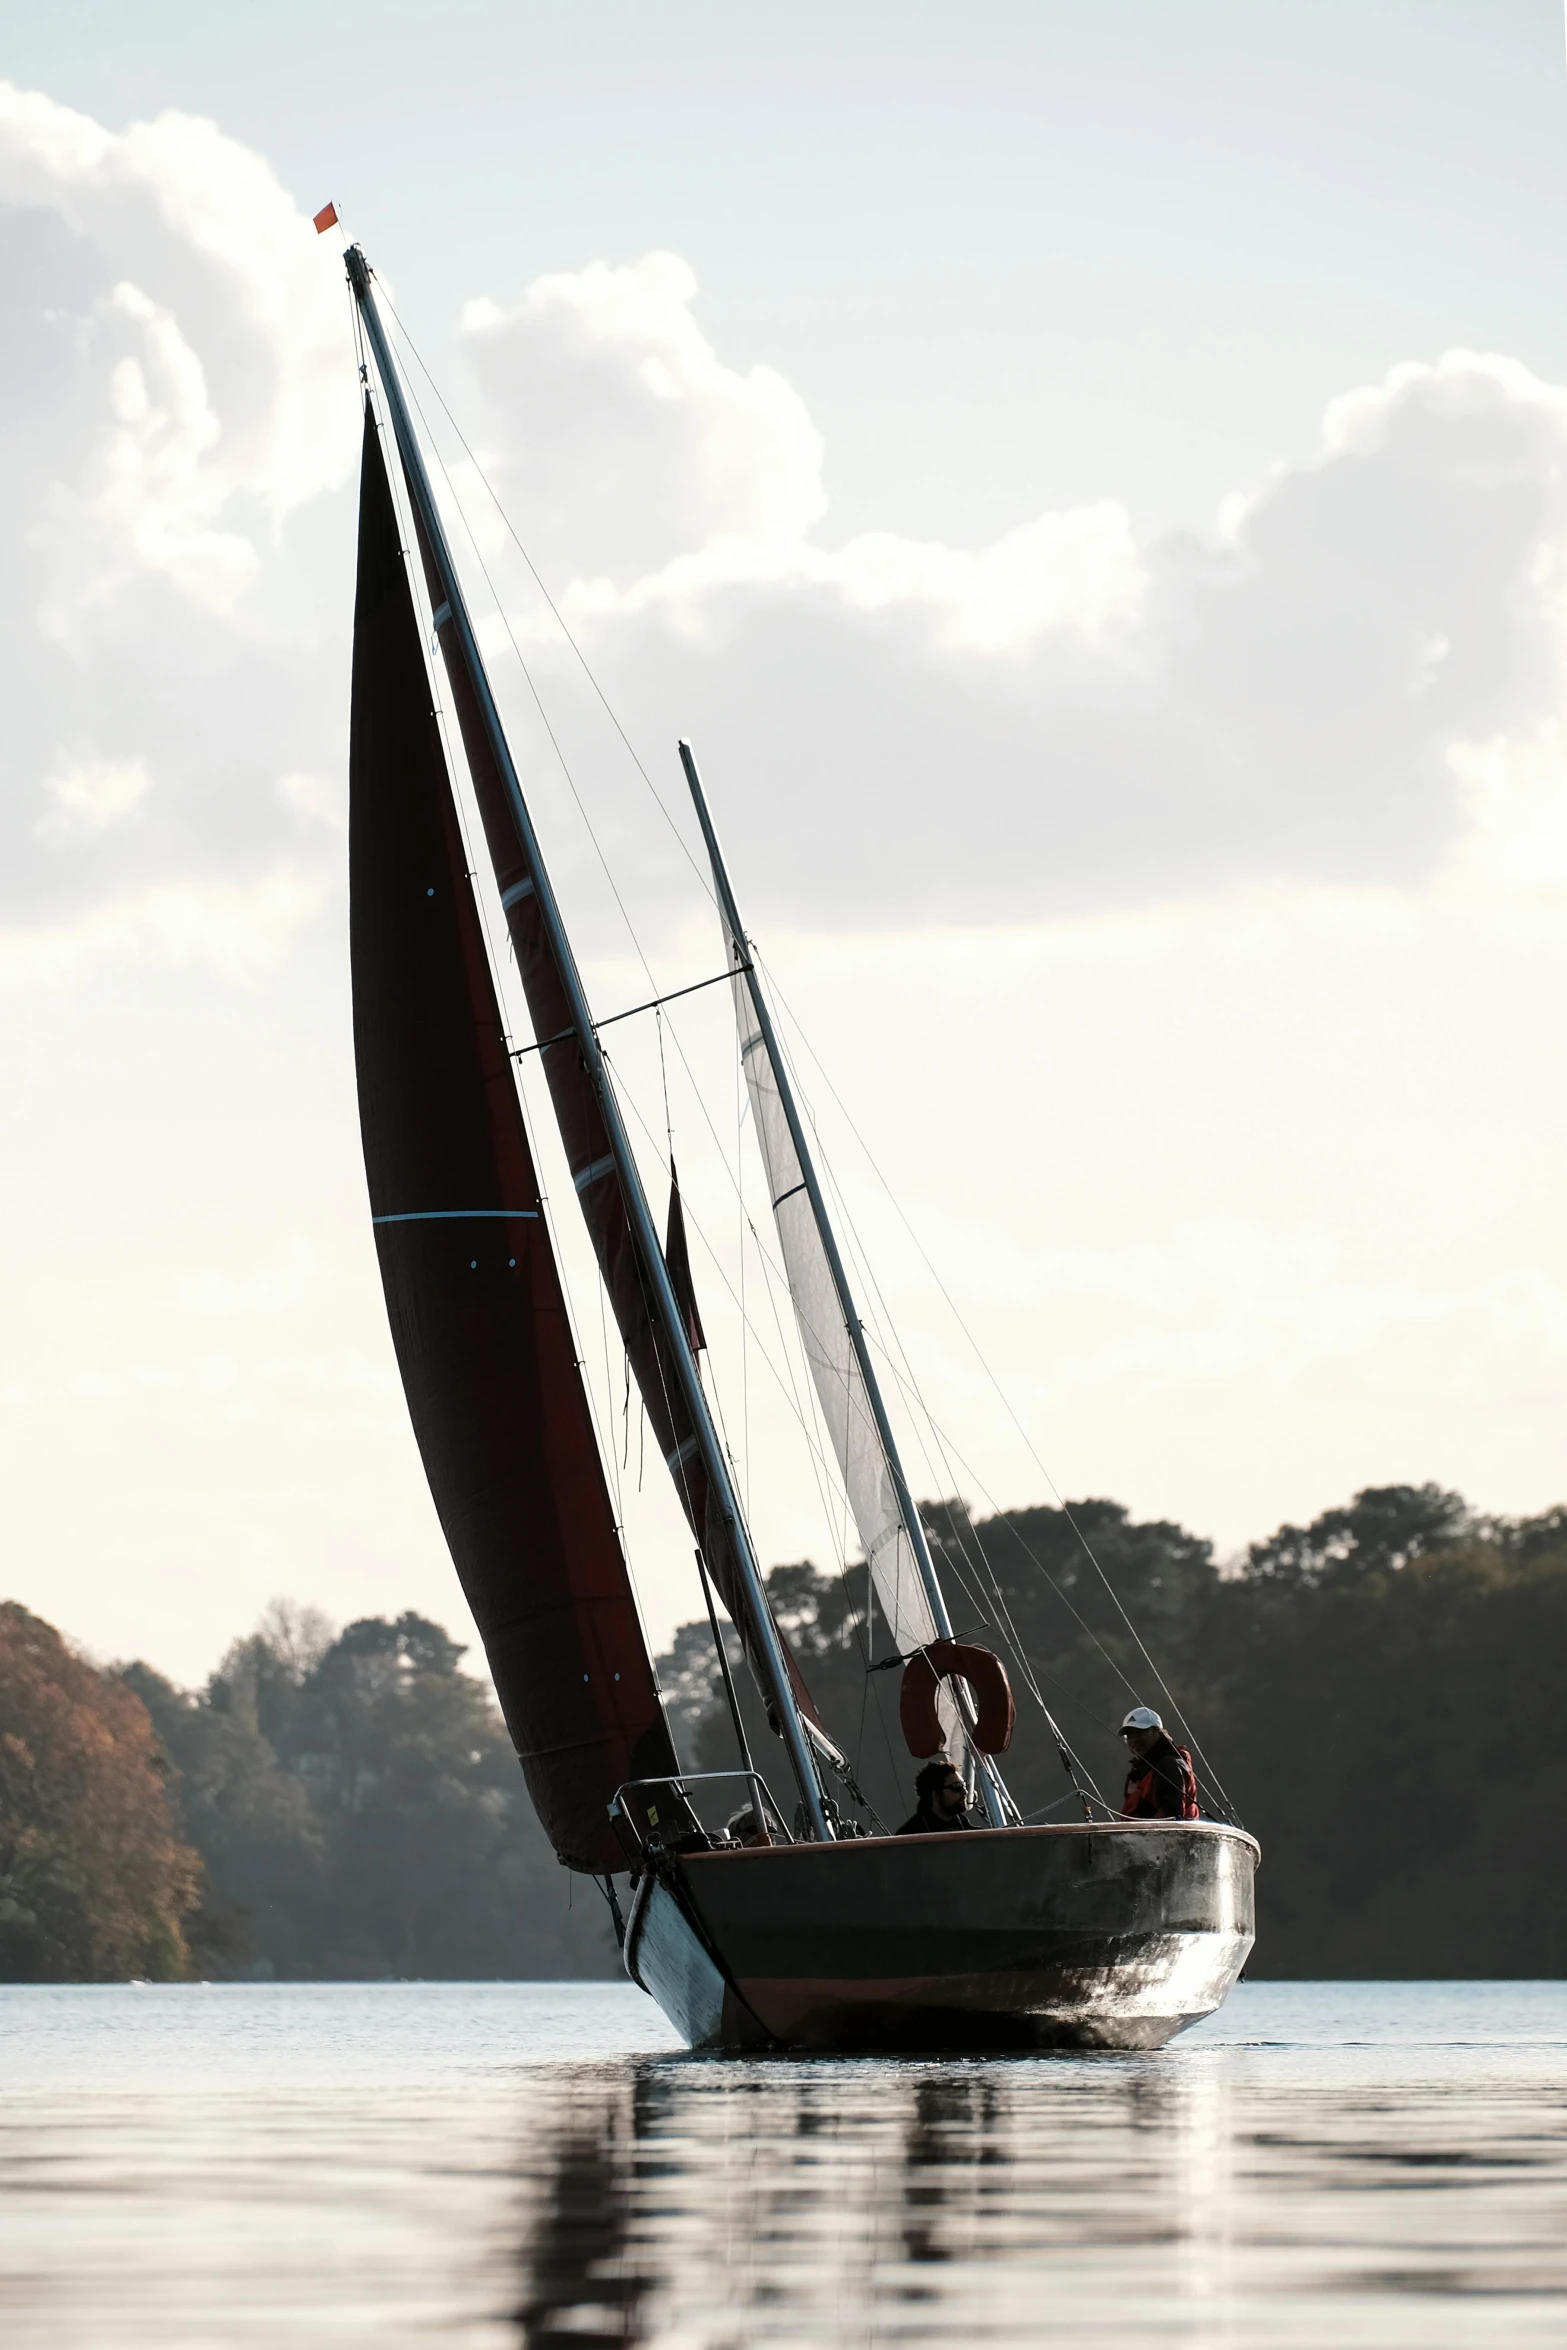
[1121,1736,1199,1820]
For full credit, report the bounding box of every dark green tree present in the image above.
[124,1606,618,1980]
[657,1487,1567,1978]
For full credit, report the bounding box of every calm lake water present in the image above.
[3,1980,1565,2347]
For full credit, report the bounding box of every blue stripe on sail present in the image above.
[372,1209,540,1224]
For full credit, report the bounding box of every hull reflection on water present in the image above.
[6,1985,1567,2350]
[506,2001,1567,2350]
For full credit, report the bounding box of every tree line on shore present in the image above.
[0,1601,613,1982]
[2,1479,1563,1981]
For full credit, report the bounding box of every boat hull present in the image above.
[626,1820,1257,2053]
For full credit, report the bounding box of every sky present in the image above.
[1,1,1565,1687]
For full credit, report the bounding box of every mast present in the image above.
[680,741,1016,1829]
[347,248,831,1842]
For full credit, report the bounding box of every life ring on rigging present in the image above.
[899,1639,1015,1757]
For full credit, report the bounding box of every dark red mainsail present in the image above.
[408,511,822,1729]
[349,407,676,1873]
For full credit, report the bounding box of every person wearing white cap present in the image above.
[1118,1705,1199,1820]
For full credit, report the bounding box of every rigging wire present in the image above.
[373,287,718,908]
[377,309,665,1004]
[613,1053,853,1565]
[364,282,1231,1813]
[629,996,1097,1806]
[360,335,670,1692]
[727,950,1122,1794]
[612,1032,915,1820]
[362,312,739,1727]
[868,1332,1236,1816]
[642,1007,1094,1810]
[754,950,1237,1814]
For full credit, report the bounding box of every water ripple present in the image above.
[2,1981,1565,2346]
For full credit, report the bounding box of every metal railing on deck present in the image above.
[608,1769,793,1866]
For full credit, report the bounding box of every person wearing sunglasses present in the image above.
[896,1755,973,1835]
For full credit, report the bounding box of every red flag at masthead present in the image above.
[313,202,338,235]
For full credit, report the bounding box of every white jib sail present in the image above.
[725,934,965,1766]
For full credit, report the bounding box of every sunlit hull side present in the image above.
[624,1820,1257,2054]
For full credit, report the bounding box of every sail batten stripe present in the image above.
[501,876,536,908]
[573,1153,618,1193]
[373,1209,539,1223]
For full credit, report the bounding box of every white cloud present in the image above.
[439,288,1567,920]
[1443,722,1567,902]
[554,499,1145,656]
[459,251,826,588]
[277,769,344,833]
[35,751,149,843]
[0,868,325,988]
[177,1232,322,1320]
[0,82,351,529]
[40,278,260,623]
[0,81,356,953]
[0,102,1562,1674]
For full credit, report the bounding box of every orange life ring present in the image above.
[899,1639,1016,1757]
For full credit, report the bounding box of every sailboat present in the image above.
[343,242,1257,2051]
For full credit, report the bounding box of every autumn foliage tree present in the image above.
[0,1602,201,1981]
